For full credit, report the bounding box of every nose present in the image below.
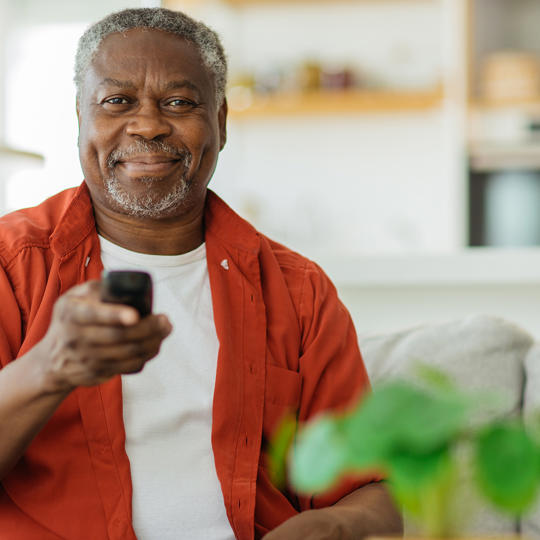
[125,100,172,140]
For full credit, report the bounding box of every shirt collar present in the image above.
[48,182,261,259]
[204,190,261,255]
[49,182,96,259]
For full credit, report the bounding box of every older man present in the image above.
[0,8,402,540]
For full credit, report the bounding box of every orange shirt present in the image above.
[0,183,374,539]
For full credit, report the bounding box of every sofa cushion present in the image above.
[358,314,534,535]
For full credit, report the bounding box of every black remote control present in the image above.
[100,270,153,318]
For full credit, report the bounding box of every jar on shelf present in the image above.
[481,51,540,102]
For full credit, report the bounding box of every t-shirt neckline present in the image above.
[98,235,206,268]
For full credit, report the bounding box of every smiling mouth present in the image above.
[108,140,193,179]
[117,155,182,176]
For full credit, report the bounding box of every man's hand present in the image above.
[263,483,403,540]
[263,508,352,540]
[37,280,172,393]
[0,279,172,480]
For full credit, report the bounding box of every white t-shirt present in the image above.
[99,236,235,540]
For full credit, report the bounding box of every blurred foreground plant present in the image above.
[270,366,540,537]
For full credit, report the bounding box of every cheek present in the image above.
[79,117,119,174]
[78,133,101,179]
[185,123,220,164]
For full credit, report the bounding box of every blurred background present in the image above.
[2,0,540,336]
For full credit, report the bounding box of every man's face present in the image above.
[77,28,227,220]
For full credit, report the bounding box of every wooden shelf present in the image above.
[0,145,43,162]
[165,0,435,7]
[224,0,433,5]
[471,98,540,111]
[228,88,444,118]
[468,143,540,172]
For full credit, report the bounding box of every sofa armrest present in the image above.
[358,314,534,536]
[519,343,540,537]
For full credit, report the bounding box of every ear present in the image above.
[218,98,228,151]
[76,100,81,129]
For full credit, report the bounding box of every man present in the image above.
[0,7,402,540]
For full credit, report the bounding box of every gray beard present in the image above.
[104,141,193,219]
[104,172,191,219]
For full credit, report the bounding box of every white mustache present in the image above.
[107,140,192,169]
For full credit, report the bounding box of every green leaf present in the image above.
[525,411,540,445]
[342,382,468,454]
[338,412,391,471]
[289,416,351,493]
[388,449,458,537]
[267,414,297,489]
[413,363,457,393]
[389,446,450,493]
[474,422,540,514]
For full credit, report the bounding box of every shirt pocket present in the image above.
[263,364,302,441]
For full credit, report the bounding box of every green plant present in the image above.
[269,366,540,537]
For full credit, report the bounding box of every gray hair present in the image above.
[74,7,227,106]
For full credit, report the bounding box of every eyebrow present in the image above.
[98,78,200,94]
[164,79,200,93]
[99,78,136,89]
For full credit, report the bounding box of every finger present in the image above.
[97,334,165,362]
[106,353,160,376]
[63,279,102,300]
[83,335,165,375]
[77,354,154,386]
[55,295,139,326]
[77,314,171,345]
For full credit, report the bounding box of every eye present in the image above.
[165,98,196,108]
[103,96,129,105]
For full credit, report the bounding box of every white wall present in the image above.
[346,283,540,340]
[0,0,9,140]
[199,0,460,256]
[315,248,540,339]
[340,280,540,340]
[213,111,454,257]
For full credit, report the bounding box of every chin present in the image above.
[104,175,193,220]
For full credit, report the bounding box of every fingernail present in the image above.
[160,315,172,333]
[120,310,138,325]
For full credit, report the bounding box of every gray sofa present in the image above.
[358,314,539,537]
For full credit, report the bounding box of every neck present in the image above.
[94,202,206,255]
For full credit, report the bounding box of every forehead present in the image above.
[84,28,212,94]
